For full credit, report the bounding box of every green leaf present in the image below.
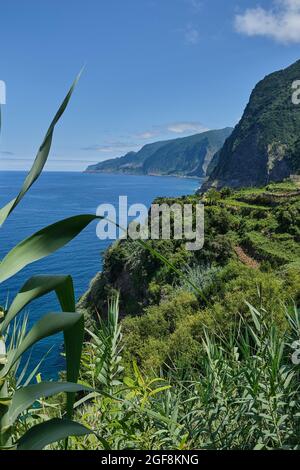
[1,275,74,332]
[0,274,82,419]
[0,215,99,284]
[0,214,206,299]
[148,385,171,397]
[55,275,84,419]
[0,72,81,227]
[0,312,82,378]
[7,382,92,426]
[17,418,92,450]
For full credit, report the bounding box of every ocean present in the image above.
[0,171,199,379]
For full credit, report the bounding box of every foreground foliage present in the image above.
[62,300,300,450]
[1,80,299,450]
[0,77,96,449]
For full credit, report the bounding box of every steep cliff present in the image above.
[85,128,232,178]
[202,60,300,190]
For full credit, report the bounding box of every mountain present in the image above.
[85,128,233,178]
[202,60,300,190]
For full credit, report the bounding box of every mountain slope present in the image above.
[202,60,300,190]
[85,128,233,178]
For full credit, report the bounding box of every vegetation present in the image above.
[36,300,300,450]
[0,79,299,450]
[204,59,300,189]
[81,181,300,373]
[0,77,98,449]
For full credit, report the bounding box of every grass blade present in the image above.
[17,418,92,450]
[0,312,82,378]
[7,382,92,426]
[0,215,99,284]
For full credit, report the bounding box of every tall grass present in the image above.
[65,300,300,450]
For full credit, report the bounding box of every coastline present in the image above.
[84,170,202,181]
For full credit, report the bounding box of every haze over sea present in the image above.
[0,171,199,379]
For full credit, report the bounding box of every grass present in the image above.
[56,299,300,450]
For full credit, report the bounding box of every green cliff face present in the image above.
[85,128,232,178]
[203,60,300,190]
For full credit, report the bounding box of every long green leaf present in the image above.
[55,275,84,419]
[0,276,84,418]
[7,382,92,426]
[12,312,82,369]
[17,418,92,450]
[0,312,82,378]
[0,214,206,302]
[1,275,74,332]
[1,275,83,419]
[1,275,84,421]
[0,215,99,284]
[0,72,81,227]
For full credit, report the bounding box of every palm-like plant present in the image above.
[0,76,97,450]
[85,295,124,393]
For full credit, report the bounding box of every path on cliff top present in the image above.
[234,246,260,269]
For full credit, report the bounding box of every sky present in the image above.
[1,0,300,171]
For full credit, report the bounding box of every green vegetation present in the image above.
[82,181,300,373]
[0,77,96,449]
[35,299,300,450]
[204,59,300,189]
[1,78,299,450]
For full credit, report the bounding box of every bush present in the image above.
[121,291,203,371]
[68,301,300,450]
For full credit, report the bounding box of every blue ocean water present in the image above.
[0,171,199,379]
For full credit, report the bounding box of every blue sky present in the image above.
[1,0,300,171]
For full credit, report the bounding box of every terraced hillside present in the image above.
[80,180,300,371]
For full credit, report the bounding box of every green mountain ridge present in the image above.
[85,128,233,178]
[202,59,300,190]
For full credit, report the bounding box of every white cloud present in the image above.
[82,122,209,162]
[187,0,203,12]
[184,25,200,44]
[235,0,300,43]
[82,142,140,153]
[135,122,209,140]
[135,131,157,139]
[166,121,209,134]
